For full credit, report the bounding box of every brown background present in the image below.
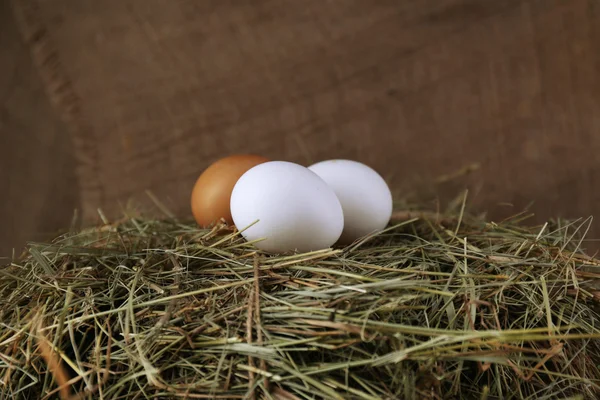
[1,0,599,258]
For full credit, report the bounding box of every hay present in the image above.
[1,198,600,400]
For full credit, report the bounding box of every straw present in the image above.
[1,199,599,399]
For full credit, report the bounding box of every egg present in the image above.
[308,159,393,244]
[191,154,269,227]
[230,161,344,253]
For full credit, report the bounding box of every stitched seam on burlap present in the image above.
[10,0,103,221]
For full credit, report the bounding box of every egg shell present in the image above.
[191,154,269,227]
[308,159,393,244]
[230,161,344,253]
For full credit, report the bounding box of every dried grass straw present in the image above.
[1,195,600,399]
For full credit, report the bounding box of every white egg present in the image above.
[308,159,393,244]
[230,161,344,253]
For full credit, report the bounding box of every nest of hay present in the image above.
[1,200,600,400]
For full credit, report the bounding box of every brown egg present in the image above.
[191,154,270,227]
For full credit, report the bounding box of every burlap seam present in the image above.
[10,0,102,221]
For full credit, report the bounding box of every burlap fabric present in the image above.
[1,0,599,255]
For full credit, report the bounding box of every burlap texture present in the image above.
[2,0,600,255]
[0,0,79,257]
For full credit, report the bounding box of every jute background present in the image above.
[1,0,599,257]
